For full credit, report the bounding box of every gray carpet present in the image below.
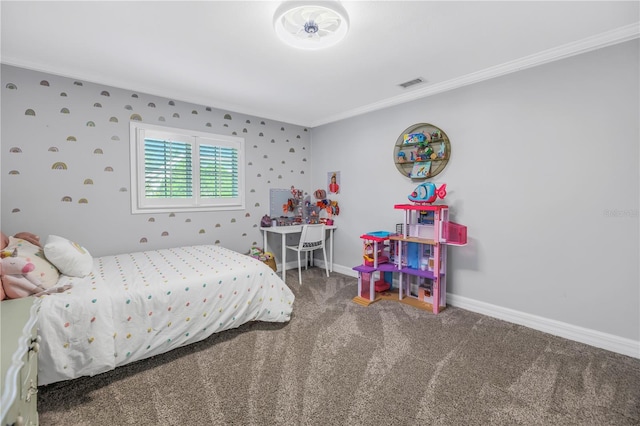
[38,269,640,425]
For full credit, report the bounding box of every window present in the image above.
[130,122,245,213]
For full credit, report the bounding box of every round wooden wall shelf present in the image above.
[393,123,451,179]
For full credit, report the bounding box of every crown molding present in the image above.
[3,23,638,129]
[310,22,640,127]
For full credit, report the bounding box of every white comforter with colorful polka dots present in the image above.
[36,245,294,386]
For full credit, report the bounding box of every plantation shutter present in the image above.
[131,122,244,213]
[200,143,239,198]
[144,138,193,199]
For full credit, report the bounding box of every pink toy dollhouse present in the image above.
[352,204,467,314]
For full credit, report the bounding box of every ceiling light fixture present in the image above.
[273,1,350,50]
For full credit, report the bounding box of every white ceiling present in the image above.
[1,1,638,128]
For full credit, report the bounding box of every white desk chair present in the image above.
[286,224,330,285]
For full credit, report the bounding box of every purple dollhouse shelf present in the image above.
[377,263,398,272]
[399,267,443,280]
[353,265,376,273]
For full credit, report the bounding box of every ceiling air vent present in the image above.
[398,77,425,89]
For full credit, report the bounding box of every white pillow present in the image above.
[44,235,93,277]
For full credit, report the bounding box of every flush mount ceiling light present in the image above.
[273,1,349,50]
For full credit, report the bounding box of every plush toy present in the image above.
[0,248,71,299]
[0,248,48,299]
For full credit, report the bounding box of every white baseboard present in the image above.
[325,265,640,359]
[332,264,360,277]
[284,261,356,276]
[446,294,639,359]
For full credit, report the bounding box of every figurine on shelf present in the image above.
[410,161,431,179]
[397,151,406,163]
[415,146,433,161]
[403,132,426,145]
[425,146,434,158]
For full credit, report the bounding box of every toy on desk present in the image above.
[316,199,333,225]
[408,182,447,204]
[325,200,340,225]
[309,210,319,224]
[260,215,272,227]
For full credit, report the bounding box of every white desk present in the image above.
[260,225,337,285]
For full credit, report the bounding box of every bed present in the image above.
[32,243,295,386]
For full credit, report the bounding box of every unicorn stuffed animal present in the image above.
[0,248,69,299]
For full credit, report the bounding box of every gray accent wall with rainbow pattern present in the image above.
[1,64,312,257]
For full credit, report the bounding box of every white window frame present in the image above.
[130,122,245,214]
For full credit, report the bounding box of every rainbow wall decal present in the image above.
[52,162,68,170]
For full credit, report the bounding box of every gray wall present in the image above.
[310,40,639,344]
[1,65,312,257]
[2,40,638,352]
